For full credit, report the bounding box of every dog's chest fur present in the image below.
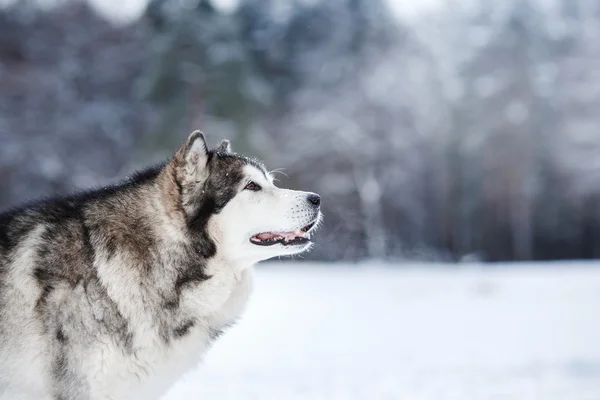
[90,262,252,400]
[84,259,253,400]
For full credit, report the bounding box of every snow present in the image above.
[162,262,600,399]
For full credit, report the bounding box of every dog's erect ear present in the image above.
[217,139,232,153]
[174,131,210,186]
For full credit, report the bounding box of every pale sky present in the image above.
[0,0,444,24]
[82,0,443,25]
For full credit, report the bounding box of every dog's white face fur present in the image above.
[181,133,322,267]
[211,164,321,265]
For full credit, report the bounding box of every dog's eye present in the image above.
[245,182,261,191]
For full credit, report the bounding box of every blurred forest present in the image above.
[1,0,600,262]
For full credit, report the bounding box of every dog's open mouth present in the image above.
[250,222,316,246]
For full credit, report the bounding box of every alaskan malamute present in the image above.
[0,131,321,400]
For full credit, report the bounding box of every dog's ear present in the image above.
[174,131,210,186]
[217,139,232,153]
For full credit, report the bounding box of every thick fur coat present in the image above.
[0,132,321,400]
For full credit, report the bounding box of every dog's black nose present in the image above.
[307,193,321,207]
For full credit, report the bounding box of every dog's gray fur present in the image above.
[0,132,321,400]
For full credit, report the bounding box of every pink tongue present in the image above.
[256,232,298,241]
[256,232,281,241]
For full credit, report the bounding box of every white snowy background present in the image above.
[162,262,600,400]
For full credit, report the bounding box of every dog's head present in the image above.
[168,131,321,264]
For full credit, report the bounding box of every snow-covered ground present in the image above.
[163,262,600,400]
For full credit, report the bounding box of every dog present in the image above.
[0,131,321,400]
